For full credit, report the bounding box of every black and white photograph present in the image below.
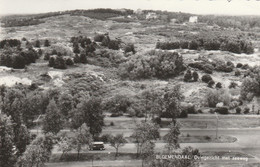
[0,0,260,167]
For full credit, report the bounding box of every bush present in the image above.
[204,40,221,50]
[66,58,74,66]
[188,40,199,50]
[184,70,192,82]
[235,70,241,76]
[124,44,135,54]
[44,39,50,47]
[110,122,114,126]
[180,41,189,49]
[152,117,161,125]
[202,74,213,83]
[216,82,222,89]
[205,89,231,107]
[35,40,41,48]
[236,63,243,68]
[179,110,188,118]
[44,54,49,60]
[192,71,199,81]
[229,82,238,89]
[207,80,215,88]
[244,107,250,114]
[188,62,213,74]
[119,51,186,79]
[236,107,241,114]
[241,64,249,70]
[94,34,106,42]
[215,107,229,115]
[108,40,120,50]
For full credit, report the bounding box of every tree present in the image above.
[17,134,54,167]
[48,57,55,67]
[163,122,180,153]
[71,123,93,160]
[132,122,159,157]
[140,141,155,167]
[163,85,184,124]
[44,39,50,47]
[35,40,40,48]
[0,113,16,167]
[108,134,127,157]
[184,70,192,82]
[192,71,199,81]
[57,134,73,159]
[207,80,215,88]
[15,124,30,155]
[43,99,63,134]
[58,93,74,118]
[72,97,104,137]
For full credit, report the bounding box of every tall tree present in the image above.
[17,134,55,167]
[0,113,16,167]
[42,99,63,134]
[108,134,127,157]
[71,123,93,160]
[132,122,159,157]
[72,97,104,137]
[163,85,184,124]
[163,122,180,153]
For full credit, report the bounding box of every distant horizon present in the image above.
[0,0,260,16]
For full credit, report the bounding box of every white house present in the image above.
[146,12,158,20]
[189,16,198,23]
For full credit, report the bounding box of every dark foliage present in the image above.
[201,74,213,83]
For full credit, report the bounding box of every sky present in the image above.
[0,0,260,16]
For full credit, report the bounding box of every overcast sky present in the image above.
[0,0,260,16]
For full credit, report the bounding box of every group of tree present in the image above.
[183,70,199,82]
[156,38,254,54]
[119,50,186,80]
[240,66,260,101]
[0,43,39,69]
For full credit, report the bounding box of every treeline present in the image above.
[156,37,254,54]
[199,15,260,29]
[1,9,134,27]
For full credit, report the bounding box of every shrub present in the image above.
[179,110,188,118]
[152,117,161,125]
[156,41,180,50]
[236,107,241,114]
[235,70,241,76]
[216,82,222,89]
[188,62,213,74]
[207,80,215,88]
[73,54,80,63]
[110,122,114,126]
[108,40,120,50]
[229,82,238,89]
[44,39,50,47]
[240,78,259,100]
[215,107,229,115]
[44,54,50,60]
[205,89,231,107]
[202,74,213,83]
[192,71,199,81]
[35,40,41,48]
[236,63,243,68]
[124,44,135,54]
[66,58,74,66]
[204,40,221,50]
[188,40,199,50]
[241,64,249,70]
[180,41,189,49]
[119,51,186,79]
[244,107,250,114]
[184,70,192,82]
[94,34,106,42]
[220,41,241,54]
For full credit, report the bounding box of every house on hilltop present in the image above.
[146,12,158,20]
[189,16,198,23]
